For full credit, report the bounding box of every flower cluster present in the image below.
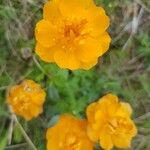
[46,94,137,150]
[35,0,111,70]
[6,0,137,150]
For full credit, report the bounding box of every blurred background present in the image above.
[0,0,150,149]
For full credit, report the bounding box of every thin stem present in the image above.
[135,112,150,123]
[8,115,14,145]
[33,55,51,78]
[6,143,27,149]
[8,107,37,150]
[13,115,37,150]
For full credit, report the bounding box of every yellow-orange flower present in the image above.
[35,0,111,70]
[46,114,94,150]
[86,94,137,150]
[7,80,46,120]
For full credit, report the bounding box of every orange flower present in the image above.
[35,0,111,70]
[46,115,94,150]
[7,80,46,120]
[86,94,137,150]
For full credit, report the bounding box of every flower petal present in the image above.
[80,137,94,150]
[46,128,60,150]
[29,104,42,117]
[54,50,80,70]
[77,38,102,62]
[87,6,110,37]
[99,32,111,53]
[81,59,98,70]
[99,132,113,150]
[112,134,132,149]
[35,43,55,62]
[98,94,119,116]
[43,1,62,22]
[87,126,99,142]
[116,102,133,117]
[58,0,94,18]
[86,102,97,122]
[35,20,56,47]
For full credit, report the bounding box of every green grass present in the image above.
[0,0,150,149]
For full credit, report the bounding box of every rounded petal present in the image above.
[87,126,99,142]
[112,134,132,149]
[80,138,94,150]
[99,132,113,150]
[116,102,133,117]
[77,33,111,63]
[46,128,60,150]
[95,110,105,123]
[77,38,102,62]
[86,102,97,122]
[121,102,132,115]
[81,59,98,70]
[99,32,111,53]
[58,0,94,18]
[47,141,58,150]
[54,50,80,70]
[22,111,33,121]
[35,43,55,62]
[31,89,46,105]
[87,6,110,37]
[98,94,119,104]
[98,94,120,115]
[35,20,56,47]
[112,117,137,149]
[43,1,62,22]
[29,104,42,118]
[132,122,138,137]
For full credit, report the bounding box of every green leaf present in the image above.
[47,115,59,128]
[0,133,7,150]
[14,126,23,143]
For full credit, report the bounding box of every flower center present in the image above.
[59,132,80,150]
[107,117,133,135]
[64,25,79,38]
[63,19,88,40]
[107,118,118,134]
[11,93,30,112]
[57,19,88,51]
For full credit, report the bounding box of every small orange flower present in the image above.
[46,114,94,150]
[7,80,46,120]
[35,0,111,70]
[86,94,137,150]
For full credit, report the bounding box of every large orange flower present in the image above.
[35,0,111,70]
[46,115,94,150]
[86,94,137,150]
[7,80,46,120]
